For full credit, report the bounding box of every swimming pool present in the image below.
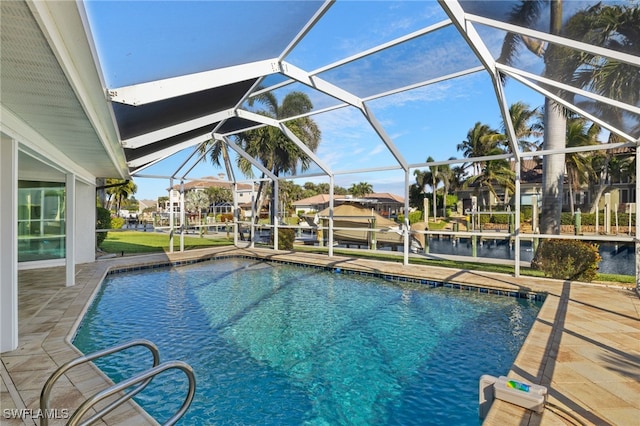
[74,258,542,425]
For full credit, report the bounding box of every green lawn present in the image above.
[293,245,635,285]
[100,231,634,285]
[100,231,232,254]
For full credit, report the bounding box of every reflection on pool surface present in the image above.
[74,258,542,425]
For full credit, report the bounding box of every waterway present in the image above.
[421,237,634,276]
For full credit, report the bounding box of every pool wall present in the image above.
[104,253,546,303]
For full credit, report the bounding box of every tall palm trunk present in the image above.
[432,187,437,220]
[441,182,449,218]
[540,99,566,234]
[540,1,566,235]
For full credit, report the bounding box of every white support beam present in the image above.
[439,1,522,165]
[498,64,640,117]
[279,0,335,61]
[363,66,485,103]
[108,58,281,106]
[403,170,410,266]
[514,159,521,277]
[65,173,76,287]
[280,61,365,109]
[533,141,635,158]
[273,179,279,250]
[279,124,334,175]
[467,13,640,68]
[494,74,521,161]
[508,72,637,143]
[0,137,18,352]
[334,165,403,175]
[261,19,452,97]
[234,110,334,175]
[122,109,235,149]
[179,146,213,181]
[438,0,497,75]
[126,133,212,168]
[220,136,277,181]
[312,20,453,76]
[361,104,409,171]
[172,144,207,180]
[169,178,174,253]
[328,174,335,257]
[180,181,185,252]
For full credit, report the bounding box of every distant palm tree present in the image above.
[564,118,599,214]
[349,182,373,198]
[457,122,501,175]
[203,91,321,223]
[464,150,515,211]
[501,101,543,152]
[437,159,456,218]
[106,179,137,213]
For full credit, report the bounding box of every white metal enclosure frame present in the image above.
[78,0,638,285]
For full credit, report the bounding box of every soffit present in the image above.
[0,1,128,179]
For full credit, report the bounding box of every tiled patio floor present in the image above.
[1,246,639,425]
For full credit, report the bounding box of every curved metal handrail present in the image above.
[68,361,196,426]
[40,339,160,426]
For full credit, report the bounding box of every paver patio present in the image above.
[2,246,638,425]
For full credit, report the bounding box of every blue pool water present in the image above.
[73,258,542,425]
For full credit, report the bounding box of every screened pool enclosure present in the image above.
[82,0,640,280]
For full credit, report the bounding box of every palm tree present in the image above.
[438,159,456,218]
[564,119,599,214]
[106,179,137,213]
[500,1,640,232]
[457,122,501,176]
[566,3,640,212]
[203,91,321,224]
[349,182,373,198]
[464,150,516,211]
[499,0,566,234]
[502,102,543,152]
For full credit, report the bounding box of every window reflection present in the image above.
[17,181,65,262]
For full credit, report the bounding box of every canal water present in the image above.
[422,238,634,276]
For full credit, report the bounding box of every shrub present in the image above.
[272,228,295,250]
[398,211,423,224]
[531,239,601,282]
[111,217,125,229]
[520,206,533,221]
[96,207,111,247]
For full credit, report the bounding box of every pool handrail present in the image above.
[40,339,161,426]
[67,360,196,426]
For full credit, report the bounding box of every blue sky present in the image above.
[85,0,552,201]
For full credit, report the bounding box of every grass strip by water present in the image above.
[100,231,232,254]
[292,245,635,285]
[100,232,634,285]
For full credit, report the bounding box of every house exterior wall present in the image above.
[1,136,18,352]
[75,180,96,264]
